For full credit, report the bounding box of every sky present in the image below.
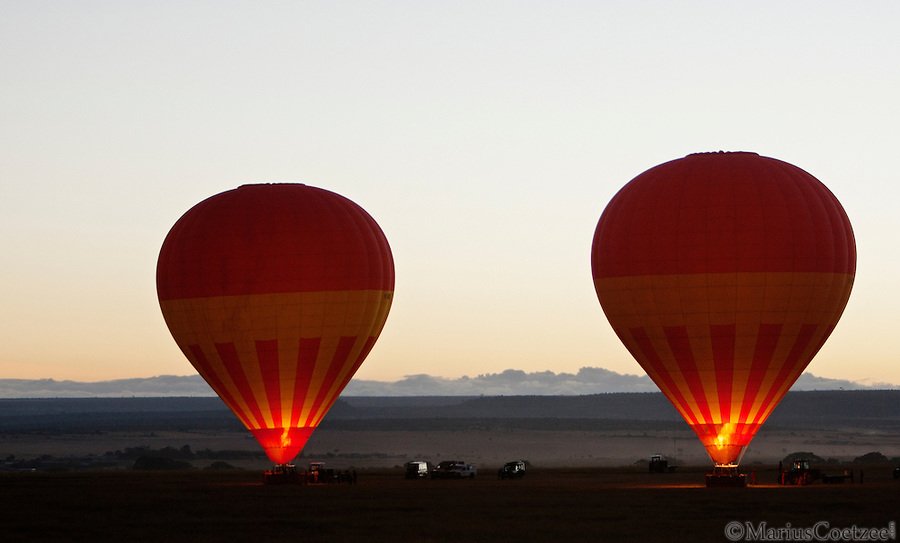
[1,1,898,385]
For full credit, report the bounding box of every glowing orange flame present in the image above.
[714,423,735,449]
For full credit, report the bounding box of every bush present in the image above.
[781,452,824,465]
[132,456,194,470]
[852,452,889,464]
[204,461,237,470]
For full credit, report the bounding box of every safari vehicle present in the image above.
[405,461,430,479]
[498,460,526,479]
[431,460,477,479]
[307,461,336,484]
[780,458,853,485]
[648,454,675,473]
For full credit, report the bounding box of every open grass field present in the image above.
[1,396,897,541]
[1,467,896,543]
[4,423,899,471]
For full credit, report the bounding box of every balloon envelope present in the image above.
[591,152,855,466]
[157,184,394,464]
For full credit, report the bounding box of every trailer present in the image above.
[780,459,854,485]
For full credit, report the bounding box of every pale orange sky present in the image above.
[1,1,898,386]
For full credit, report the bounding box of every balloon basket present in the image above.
[705,465,747,488]
[263,463,301,485]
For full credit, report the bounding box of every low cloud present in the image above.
[0,368,891,398]
[0,375,216,398]
[344,368,891,396]
[343,367,658,396]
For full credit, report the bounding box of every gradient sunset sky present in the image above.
[2,1,898,385]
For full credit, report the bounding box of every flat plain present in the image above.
[1,467,897,543]
[1,393,898,542]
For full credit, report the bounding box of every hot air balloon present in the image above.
[157,184,394,466]
[591,152,855,472]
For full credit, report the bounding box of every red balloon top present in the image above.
[157,184,394,300]
[592,152,856,278]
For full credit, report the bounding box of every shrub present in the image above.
[852,452,889,464]
[781,452,824,465]
[132,456,193,470]
[204,461,237,470]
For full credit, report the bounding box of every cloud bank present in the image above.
[0,368,893,398]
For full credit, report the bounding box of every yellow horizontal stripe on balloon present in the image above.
[595,272,853,331]
[159,290,393,430]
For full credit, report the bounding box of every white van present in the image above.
[405,461,430,479]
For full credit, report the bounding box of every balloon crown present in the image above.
[686,151,760,157]
[237,182,308,188]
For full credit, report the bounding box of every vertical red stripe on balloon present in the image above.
[303,336,356,427]
[751,324,818,426]
[345,336,376,378]
[256,339,282,429]
[664,326,714,424]
[290,337,321,429]
[807,324,835,364]
[738,324,781,424]
[309,336,376,428]
[215,342,267,429]
[189,345,253,429]
[711,324,736,423]
[629,327,701,427]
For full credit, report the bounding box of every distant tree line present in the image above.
[781,451,898,465]
[104,445,262,461]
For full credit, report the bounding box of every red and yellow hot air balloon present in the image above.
[157,184,394,465]
[591,152,855,467]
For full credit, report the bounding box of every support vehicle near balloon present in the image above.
[779,458,855,486]
[405,461,430,479]
[648,454,676,474]
[431,461,477,479]
[498,460,526,479]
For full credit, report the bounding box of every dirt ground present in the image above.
[1,467,896,543]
